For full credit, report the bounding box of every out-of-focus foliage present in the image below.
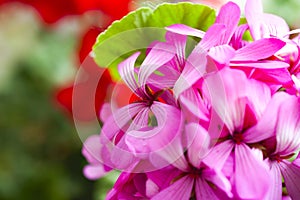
[263,0,300,28]
[0,62,94,200]
[0,3,115,200]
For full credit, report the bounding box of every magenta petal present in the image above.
[195,178,219,200]
[250,67,292,85]
[215,1,241,44]
[138,42,175,89]
[232,38,286,61]
[203,140,234,170]
[234,144,270,199]
[152,175,194,200]
[147,166,182,191]
[165,24,205,38]
[230,60,289,69]
[200,23,226,50]
[231,24,249,49]
[202,169,232,198]
[280,160,300,199]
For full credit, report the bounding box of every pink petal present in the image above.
[203,140,234,170]
[294,154,300,166]
[263,13,289,37]
[125,102,185,169]
[234,144,270,199]
[118,52,143,97]
[138,42,175,90]
[266,162,282,200]
[232,38,286,61]
[185,123,210,168]
[280,160,300,199]
[152,175,194,200]
[245,0,264,40]
[100,103,113,123]
[215,1,241,44]
[165,24,205,38]
[199,23,226,50]
[195,178,219,200]
[274,94,300,156]
[127,107,150,132]
[101,102,146,140]
[83,165,108,180]
[208,45,235,65]
[173,47,207,98]
[179,87,209,121]
[82,135,102,164]
[203,68,244,132]
[147,64,180,89]
[110,137,138,170]
[145,179,160,197]
[165,31,187,68]
[203,68,270,133]
[230,60,289,69]
[244,92,292,143]
[202,169,233,198]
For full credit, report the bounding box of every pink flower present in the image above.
[202,68,272,199]
[81,1,300,199]
[97,44,186,172]
[252,92,300,200]
[82,135,112,180]
[149,123,232,200]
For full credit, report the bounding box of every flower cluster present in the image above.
[83,0,300,199]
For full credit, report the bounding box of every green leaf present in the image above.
[93,3,216,80]
[147,3,216,31]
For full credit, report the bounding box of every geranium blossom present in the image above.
[81,0,300,199]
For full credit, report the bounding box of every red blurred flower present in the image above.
[0,0,132,121]
[53,1,132,121]
[55,26,113,121]
[0,0,131,24]
[56,62,113,121]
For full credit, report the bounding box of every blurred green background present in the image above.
[0,1,299,200]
